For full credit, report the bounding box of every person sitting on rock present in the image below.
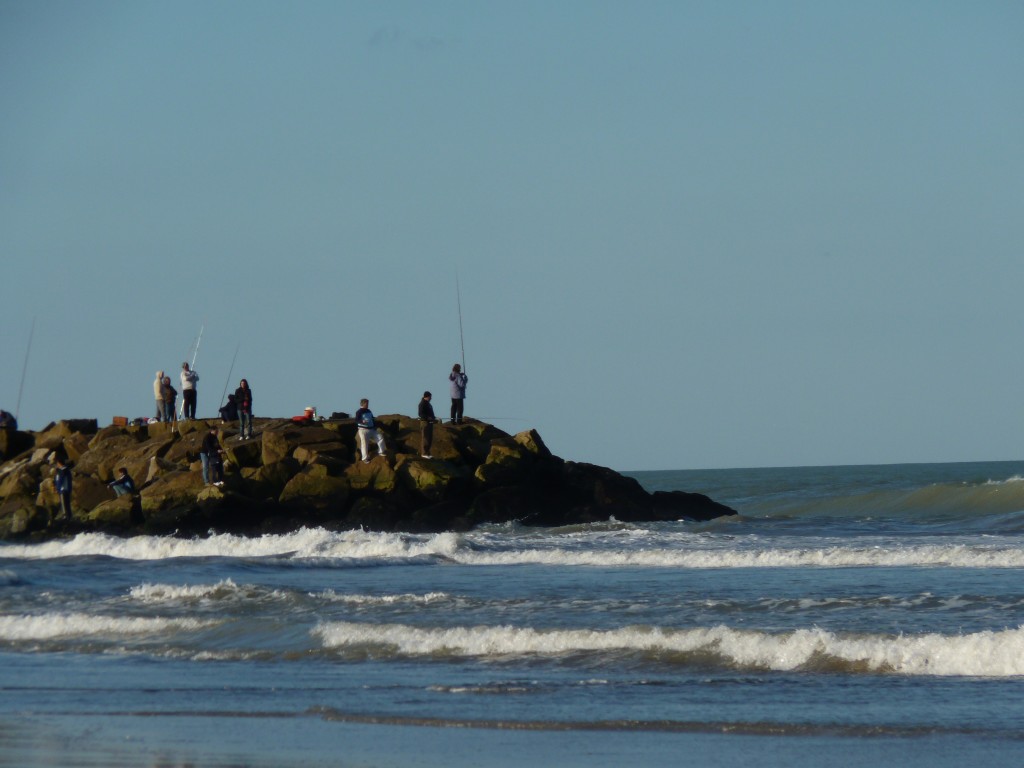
[0,410,16,431]
[108,467,137,497]
[355,399,387,463]
[219,394,239,423]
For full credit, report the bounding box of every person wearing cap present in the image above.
[180,362,199,419]
[418,391,436,458]
[354,398,387,463]
[235,378,254,439]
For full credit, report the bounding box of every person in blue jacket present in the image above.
[108,467,137,497]
[355,398,387,463]
[54,457,73,521]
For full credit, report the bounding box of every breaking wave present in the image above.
[0,612,215,641]
[2,528,1023,568]
[313,621,1024,678]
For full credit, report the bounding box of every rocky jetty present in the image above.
[0,417,736,540]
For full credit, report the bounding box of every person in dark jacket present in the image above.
[200,428,224,485]
[418,391,436,458]
[161,377,177,424]
[235,379,253,439]
[108,467,137,497]
[54,457,73,520]
[219,394,238,423]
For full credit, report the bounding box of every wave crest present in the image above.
[312,621,1024,677]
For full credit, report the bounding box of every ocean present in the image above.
[2,461,1023,766]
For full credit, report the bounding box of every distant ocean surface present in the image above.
[2,461,1024,767]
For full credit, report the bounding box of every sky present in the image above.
[1,0,1022,471]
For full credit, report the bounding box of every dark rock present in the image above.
[0,414,737,540]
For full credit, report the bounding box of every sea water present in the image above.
[2,461,1023,766]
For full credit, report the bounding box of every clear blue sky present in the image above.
[2,0,1022,470]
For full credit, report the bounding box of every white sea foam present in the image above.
[315,590,451,605]
[127,578,294,605]
[449,544,1024,569]
[0,612,216,641]
[984,475,1024,486]
[312,621,1024,677]
[3,528,1024,568]
[0,528,462,562]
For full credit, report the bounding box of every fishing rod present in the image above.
[190,324,205,369]
[15,317,35,421]
[220,343,240,408]
[456,272,466,372]
[179,323,204,419]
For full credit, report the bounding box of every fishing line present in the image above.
[15,317,35,421]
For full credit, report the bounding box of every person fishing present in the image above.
[448,363,468,424]
[180,362,199,420]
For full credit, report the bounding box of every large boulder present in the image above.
[473,440,532,486]
[0,494,48,538]
[344,458,397,492]
[395,456,471,503]
[279,464,350,511]
[88,495,138,531]
[139,470,205,531]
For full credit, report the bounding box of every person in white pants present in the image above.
[354,398,387,463]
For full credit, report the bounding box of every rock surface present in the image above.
[0,417,736,540]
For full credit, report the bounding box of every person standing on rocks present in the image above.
[355,398,387,463]
[200,427,224,486]
[448,363,468,424]
[180,362,199,419]
[153,371,165,421]
[235,378,254,439]
[54,457,73,521]
[418,391,436,458]
[162,376,177,425]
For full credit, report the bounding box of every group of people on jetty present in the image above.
[3,363,470,519]
[2,354,470,520]
[130,361,469,487]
